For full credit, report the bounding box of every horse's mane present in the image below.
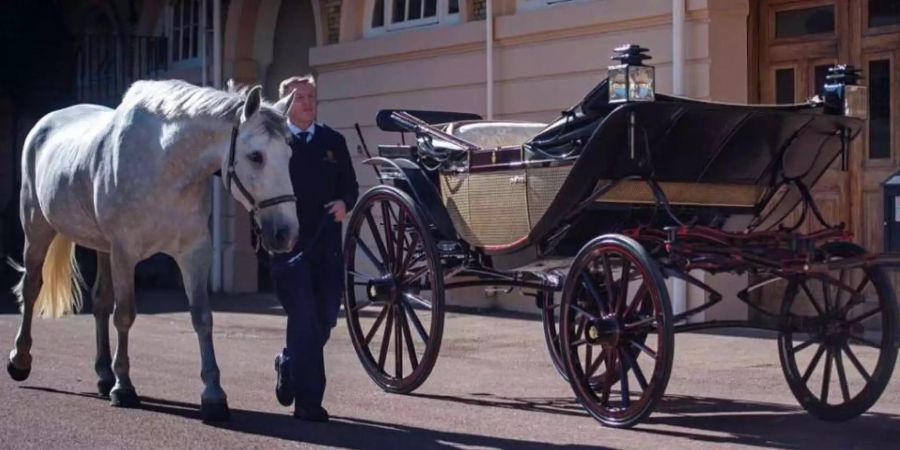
[120,79,286,136]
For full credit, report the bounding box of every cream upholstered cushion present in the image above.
[445,121,546,149]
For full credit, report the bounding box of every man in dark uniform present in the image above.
[271,74,358,422]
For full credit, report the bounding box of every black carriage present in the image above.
[342,45,899,428]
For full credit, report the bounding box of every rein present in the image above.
[224,122,297,254]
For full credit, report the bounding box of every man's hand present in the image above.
[324,200,347,222]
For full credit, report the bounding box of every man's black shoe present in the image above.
[293,405,329,422]
[274,353,293,407]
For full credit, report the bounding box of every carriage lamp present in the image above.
[608,44,655,103]
[823,64,867,119]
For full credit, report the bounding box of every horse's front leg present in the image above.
[108,249,140,408]
[174,238,230,422]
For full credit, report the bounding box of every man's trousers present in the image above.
[270,230,343,409]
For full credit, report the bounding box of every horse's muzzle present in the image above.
[259,214,298,254]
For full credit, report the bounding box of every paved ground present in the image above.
[0,291,898,450]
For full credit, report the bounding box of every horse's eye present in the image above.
[247,151,264,164]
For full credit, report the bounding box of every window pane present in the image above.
[173,2,182,28]
[409,0,422,20]
[870,0,900,28]
[775,5,835,38]
[393,0,406,22]
[372,0,384,27]
[449,0,459,14]
[814,64,831,97]
[191,0,199,58]
[775,68,795,104]
[869,59,891,159]
[424,0,437,17]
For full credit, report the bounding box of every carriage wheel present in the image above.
[343,186,445,394]
[560,234,674,429]
[777,242,899,421]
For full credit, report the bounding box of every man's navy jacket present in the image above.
[288,123,359,240]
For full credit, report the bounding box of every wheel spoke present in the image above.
[792,336,818,353]
[377,306,395,370]
[835,269,848,311]
[393,209,407,275]
[846,308,882,325]
[600,351,615,406]
[401,266,430,288]
[403,301,429,343]
[630,339,657,360]
[616,260,631,317]
[821,347,833,403]
[349,270,378,282]
[841,343,871,382]
[800,282,824,316]
[848,335,881,349]
[580,272,609,315]
[364,305,390,345]
[399,305,419,370]
[624,283,648,318]
[624,316,656,333]
[586,348,607,378]
[570,338,588,348]
[395,305,403,379]
[821,278,832,314]
[364,211,390,267]
[834,348,851,403]
[403,292,433,310]
[380,201,395,266]
[570,302,600,321]
[618,348,630,408]
[802,344,827,383]
[621,347,648,390]
[356,239,386,272]
[398,230,421,277]
[601,254,617,315]
[585,343,593,371]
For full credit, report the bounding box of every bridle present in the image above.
[224,121,297,253]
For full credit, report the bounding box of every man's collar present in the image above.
[287,120,316,138]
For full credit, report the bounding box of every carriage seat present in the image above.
[444,120,547,149]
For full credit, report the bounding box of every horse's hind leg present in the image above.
[92,252,116,396]
[7,218,56,381]
[174,238,230,422]
[107,248,140,408]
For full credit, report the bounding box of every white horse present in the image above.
[6,80,299,421]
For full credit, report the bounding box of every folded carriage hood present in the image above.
[527,94,865,243]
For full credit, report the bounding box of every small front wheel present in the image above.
[343,186,445,394]
[560,234,674,429]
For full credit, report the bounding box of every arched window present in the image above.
[366,0,461,36]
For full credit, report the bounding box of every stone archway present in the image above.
[263,0,319,100]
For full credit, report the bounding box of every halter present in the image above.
[224,122,297,253]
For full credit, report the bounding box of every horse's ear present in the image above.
[241,85,262,122]
[273,89,295,116]
[226,78,237,93]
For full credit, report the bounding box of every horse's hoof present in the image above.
[97,379,115,397]
[7,360,30,382]
[201,400,230,422]
[109,387,141,408]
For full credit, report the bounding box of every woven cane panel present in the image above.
[441,170,530,246]
[597,180,764,207]
[526,165,572,227]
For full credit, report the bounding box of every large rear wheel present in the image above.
[778,242,899,421]
[343,186,444,394]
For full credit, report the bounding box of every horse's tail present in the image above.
[26,235,85,319]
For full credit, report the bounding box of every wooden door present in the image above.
[759,0,851,234]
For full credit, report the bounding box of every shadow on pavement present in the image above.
[410,391,900,448]
[19,386,604,449]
